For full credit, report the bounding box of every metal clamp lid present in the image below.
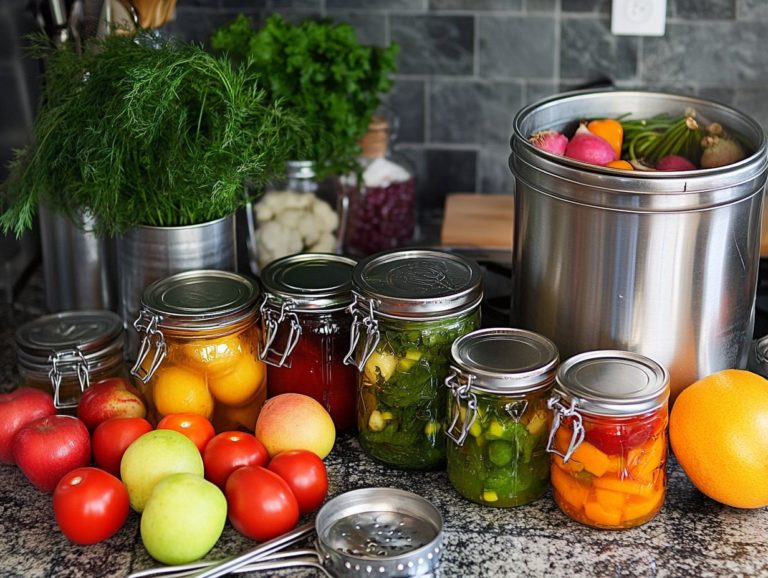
[130,310,167,384]
[48,348,90,409]
[545,395,585,462]
[343,293,381,370]
[444,366,478,446]
[259,296,303,368]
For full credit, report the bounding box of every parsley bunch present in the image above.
[212,14,399,178]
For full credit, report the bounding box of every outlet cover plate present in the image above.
[611,0,667,36]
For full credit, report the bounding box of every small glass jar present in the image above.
[251,160,339,272]
[445,328,559,507]
[260,253,358,431]
[547,350,670,529]
[346,249,483,470]
[339,116,416,256]
[131,270,266,432]
[15,310,127,410]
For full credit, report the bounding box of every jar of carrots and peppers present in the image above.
[546,350,670,529]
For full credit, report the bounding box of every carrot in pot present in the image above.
[588,119,623,159]
[605,159,633,170]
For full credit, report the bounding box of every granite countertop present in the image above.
[2,270,768,577]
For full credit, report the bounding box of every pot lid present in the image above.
[260,253,357,311]
[451,328,559,393]
[352,249,483,318]
[555,350,670,416]
[140,270,259,331]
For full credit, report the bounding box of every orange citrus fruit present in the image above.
[207,355,266,407]
[153,365,214,419]
[182,334,244,376]
[669,369,768,508]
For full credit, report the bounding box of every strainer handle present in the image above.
[188,522,316,578]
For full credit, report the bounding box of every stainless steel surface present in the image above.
[554,350,670,416]
[449,327,559,393]
[39,205,117,313]
[510,90,768,400]
[116,215,236,356]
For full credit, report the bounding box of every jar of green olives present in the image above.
[445,328,558,506]
[345,249,483,470]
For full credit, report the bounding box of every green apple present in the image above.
[121,429,203,511]
[141,473,227,565]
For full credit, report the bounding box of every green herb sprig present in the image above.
[1,33,309,237]
[211,14,399,178]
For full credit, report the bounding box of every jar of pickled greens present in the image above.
[445,328,558,507]
[346,249,483,470]
[15,310,127,410]
[131,270,266,432]
[260,253,358,431]
[547,350,670,529]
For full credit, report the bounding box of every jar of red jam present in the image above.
[547,350,670,529]
[259,253,358,431]
[131,270,266,432]
[15,310,127,410]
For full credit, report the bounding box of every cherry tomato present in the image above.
[53,467,129,545]
[203,431,269,489]
[225,465,299,541]
[267,450,328,514]
[156,413,216,453]
[91,416,153,477]
[584,414,663,456]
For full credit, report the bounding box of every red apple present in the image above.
[0,387,56,464]
[13,415,91,493]
[76,377,146,430]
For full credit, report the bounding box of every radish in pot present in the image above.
[656,155,697,171]
[700,126,746,169]
[564,123,616,166]
[529,130,568,155]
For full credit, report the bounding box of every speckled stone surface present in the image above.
[2,271,768,577]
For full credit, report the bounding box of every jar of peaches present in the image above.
[547,350,670,529]
[131,270,266,432]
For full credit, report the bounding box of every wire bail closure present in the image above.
[130,309,167,384]
[444,366,478,446]
[545,395,585,462]
[343,292,381,370]
[48,348,90,409]
[259,296,302,368]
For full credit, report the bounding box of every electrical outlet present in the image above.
[611,0,667,36]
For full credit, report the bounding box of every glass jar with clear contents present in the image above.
[15,310,127,410]
[131,270,266,432]
[547,350,670,529]
[346,249,483,470]
[260,253,358,431]
[445,328,559,507]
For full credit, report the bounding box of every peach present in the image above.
[255,393,335,459]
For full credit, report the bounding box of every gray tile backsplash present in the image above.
[4,0,768,216]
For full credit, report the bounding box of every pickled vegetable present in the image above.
[447,391,551,507]
[357,310,479,469]
[550,410,667,528]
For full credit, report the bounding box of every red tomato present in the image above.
[267,450,328,514]
[584,414,663,456]
[156,413,215,453]
[53,467,129,545]
[203,431,269,489]
[92,417,153,477]
[225,465,299,542]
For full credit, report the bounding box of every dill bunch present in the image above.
[0,33,309,237]
[211,14,399,179]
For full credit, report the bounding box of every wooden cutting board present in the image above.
[440,193,514,249]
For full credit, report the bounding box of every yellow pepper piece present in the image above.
[587,118,623,159]
[482,490,499,503]
[424,421,441,436]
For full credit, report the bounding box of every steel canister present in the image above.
[15,310,126,409]
[547,350,670,529]
[510,90,767,402]
[260,253,358,431]
[131,270,265,431]
[346,249,483,470]
[445,328,559,507]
